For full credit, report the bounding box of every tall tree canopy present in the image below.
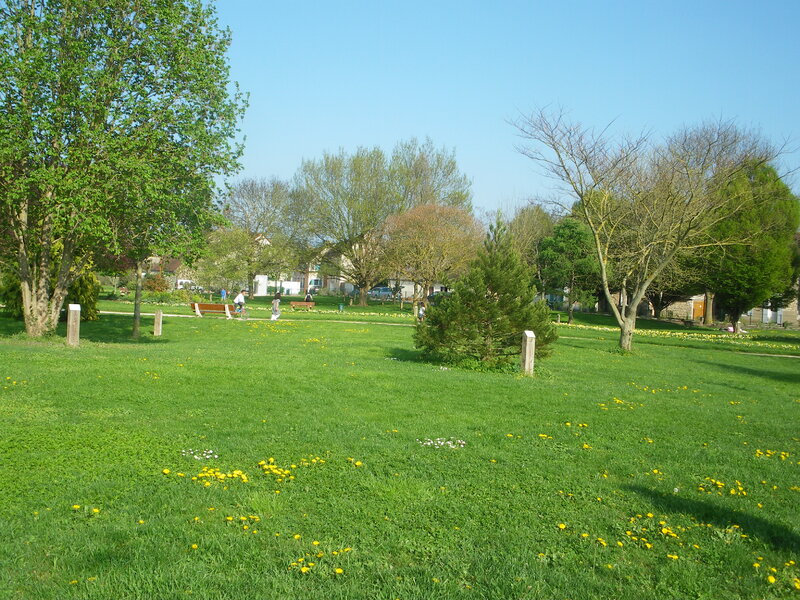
[0,0,245,336]
[507,202,556,292]
[391,137,472,210]
[514,109,776,350]
[702,163,799,330]
[222,178,295,297]
[538,218,600,324]
[293,140,472,305]
[293,147,395,306]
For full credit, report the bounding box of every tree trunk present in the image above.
[18,239,72,337]
[619,317,636,351]
[132,264,144,339]
[358,287,368,306]
[731,311,743,333]
[703,291,714,325]
[567,303,575,324]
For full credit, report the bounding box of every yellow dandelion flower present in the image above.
[190,544,198,550]
[162,469,170,475]
[293,534,301,540]
[558,523,566,530]
[767,575,776,584]
[312,540,320,546]
[335,568,343,574]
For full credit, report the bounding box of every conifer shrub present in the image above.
[0,271,100,321]
[414,223,557,370]
[64,272,101,321]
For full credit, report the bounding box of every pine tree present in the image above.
[414,222,557,369]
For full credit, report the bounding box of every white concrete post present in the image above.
[154,309,163,336]
[521,330,535,375]
[67,304,81,347]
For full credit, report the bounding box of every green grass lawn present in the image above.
[98,293,418,322]
[1,311,798,599]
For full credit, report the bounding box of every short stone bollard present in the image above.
[67,303,81,347]
[520,330,535,375]
[154,309,163,337]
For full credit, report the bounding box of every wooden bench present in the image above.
[289,301,315,310]
[191,302,234,318]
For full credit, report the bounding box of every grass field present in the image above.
[1,308,798,599]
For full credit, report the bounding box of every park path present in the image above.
[98,310,415,327]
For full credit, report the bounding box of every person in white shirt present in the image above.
[233,290,246,314]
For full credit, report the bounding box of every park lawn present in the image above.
[0,313,798,599]
[97,294,418,323]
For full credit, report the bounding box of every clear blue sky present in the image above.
[214,0,800,214]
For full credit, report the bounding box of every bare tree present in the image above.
[513,109,775,350]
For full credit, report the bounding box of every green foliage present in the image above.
[0,270,100,321]
[64,272,101,321]
[0,0,245,335]
[143,274,171,293]
[139,289,201,304]
[704,164,800,324]
[539,218,600,320]
[0,272,23,318]
[415,223,557,368]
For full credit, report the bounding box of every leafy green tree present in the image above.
[538,218,600,323]
[292,147,396,306]
[292,140,472,306]
[390,137,472,210]
[414,223,557,370]
[0,0,245,337]
[703,164,799,331]
[192,227,295,294]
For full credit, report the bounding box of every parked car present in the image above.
[368,286,395,300]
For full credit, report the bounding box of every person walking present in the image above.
[271,292,282,321]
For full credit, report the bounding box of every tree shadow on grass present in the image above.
[750,333,800,346]
[0,315,26,336]
[694,359,800,386]
[624,484,800,553]
[0,313,167,345]
[78,314,168,344]
[387,347,425,363]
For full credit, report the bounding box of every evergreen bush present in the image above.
[64,272,101,321]
[0,271,100,321]
[414,223,557,370]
